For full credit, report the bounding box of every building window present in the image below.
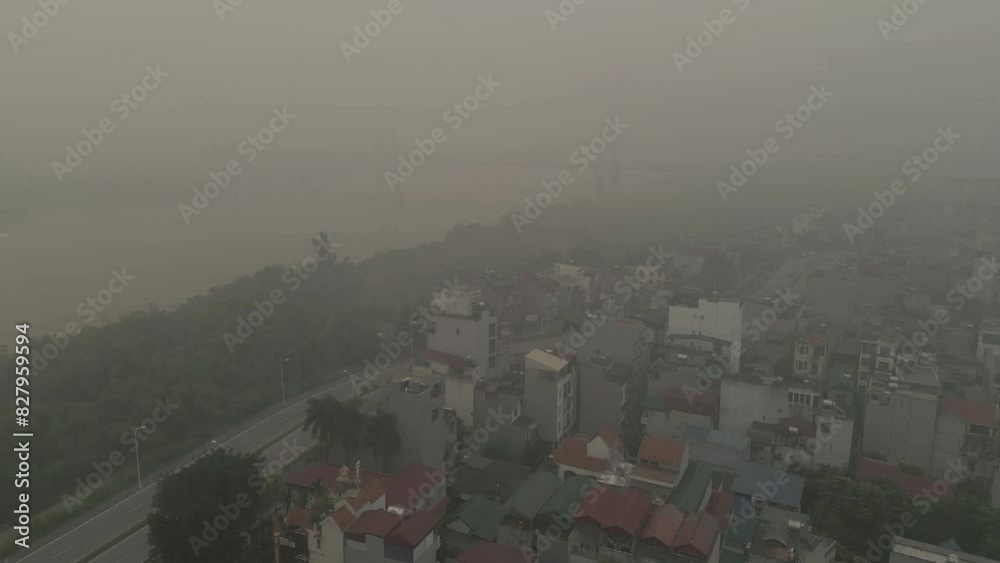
[798,344,809,356]
[878,346,892,356]
[431,407,440,422]
[795,361,807,372]
[811,363,819,376]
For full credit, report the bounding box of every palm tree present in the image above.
[335,397,365,463]
[303,396,341,461]
[303,395,365,463]
[364,410,402,472]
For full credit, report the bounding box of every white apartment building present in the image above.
[668,294,743,373]
[426,287,498,422]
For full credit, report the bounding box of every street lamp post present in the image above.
[409,320,415,365]
[132,424,149,489]
[280,357,290,406]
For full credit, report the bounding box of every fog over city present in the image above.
[2,0,999,332]
[4,2,1000,563]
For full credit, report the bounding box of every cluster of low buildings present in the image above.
[272,233,1000,563]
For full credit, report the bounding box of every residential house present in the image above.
[414,349,480,427]
[473,371,538,462]
[569,486,653,563]
[977,319,1000,363]
[524,348,579,445]
[636,505,723,563]
[667,293,744,374]
[380,373,451,472]
[282,460,447,563]
[631,435,689,499]
[343,510,439,563]
[668,461,716,515]
[578,352,645,437]
[792,326,833,380]
[673,425,749,474]
[862,353,941,473]
[730,463,804,515]
[426,287,498,385]
[498,471,563,552]
[448,458,531,503]
[553,430,626,481]
[930,398,999,482]
[441,495,504,562]
[890,537,1000,563]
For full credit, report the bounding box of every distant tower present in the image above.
[594,95,620,197]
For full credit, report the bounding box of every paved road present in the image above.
[13,364,406,563]
[18,337,561,563]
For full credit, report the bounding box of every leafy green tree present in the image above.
[148,449,265,563]
[364,410,402,472]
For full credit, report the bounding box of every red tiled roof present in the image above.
[333,505,357,529]
[386,511,439,548]
[580,487,652,538]
[639,436,686,467]
[286,462,388,494]
[856,458,954,497]
[554,437,607,473]
[287,505,317,531]
[940,398,999,428]
[705,491,734,539]
[422,349,473,369]
[631,464,678,485]
[457,541,528,563]
[639,504,685,546]
[386,462,442,508]
[674,511,720,558]
[598,429,625,451]
[346,510,401,539]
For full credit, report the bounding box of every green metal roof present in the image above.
[668,461,714,514]
[503,471,562,518]
[725,516,760,547]
[448,495,503,540]
[539,474,594,516]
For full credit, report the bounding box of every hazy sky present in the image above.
[2,0,999,333]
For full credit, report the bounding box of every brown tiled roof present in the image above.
[554,437,607,473]
[287,505,317,531]
[387,511,439,548]
[346,510,401,539]
[639,504,685,546]
[580,487,652,538]
[598,429,625,451]
[333,506,357,529]
[674,511,720,558]
[941,398,999,428]
[639,435,686,467]
[631,464,678,485]
[705,491,734,539]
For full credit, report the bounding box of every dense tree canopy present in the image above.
[148,449,266,563]
[800,468,1000,561]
